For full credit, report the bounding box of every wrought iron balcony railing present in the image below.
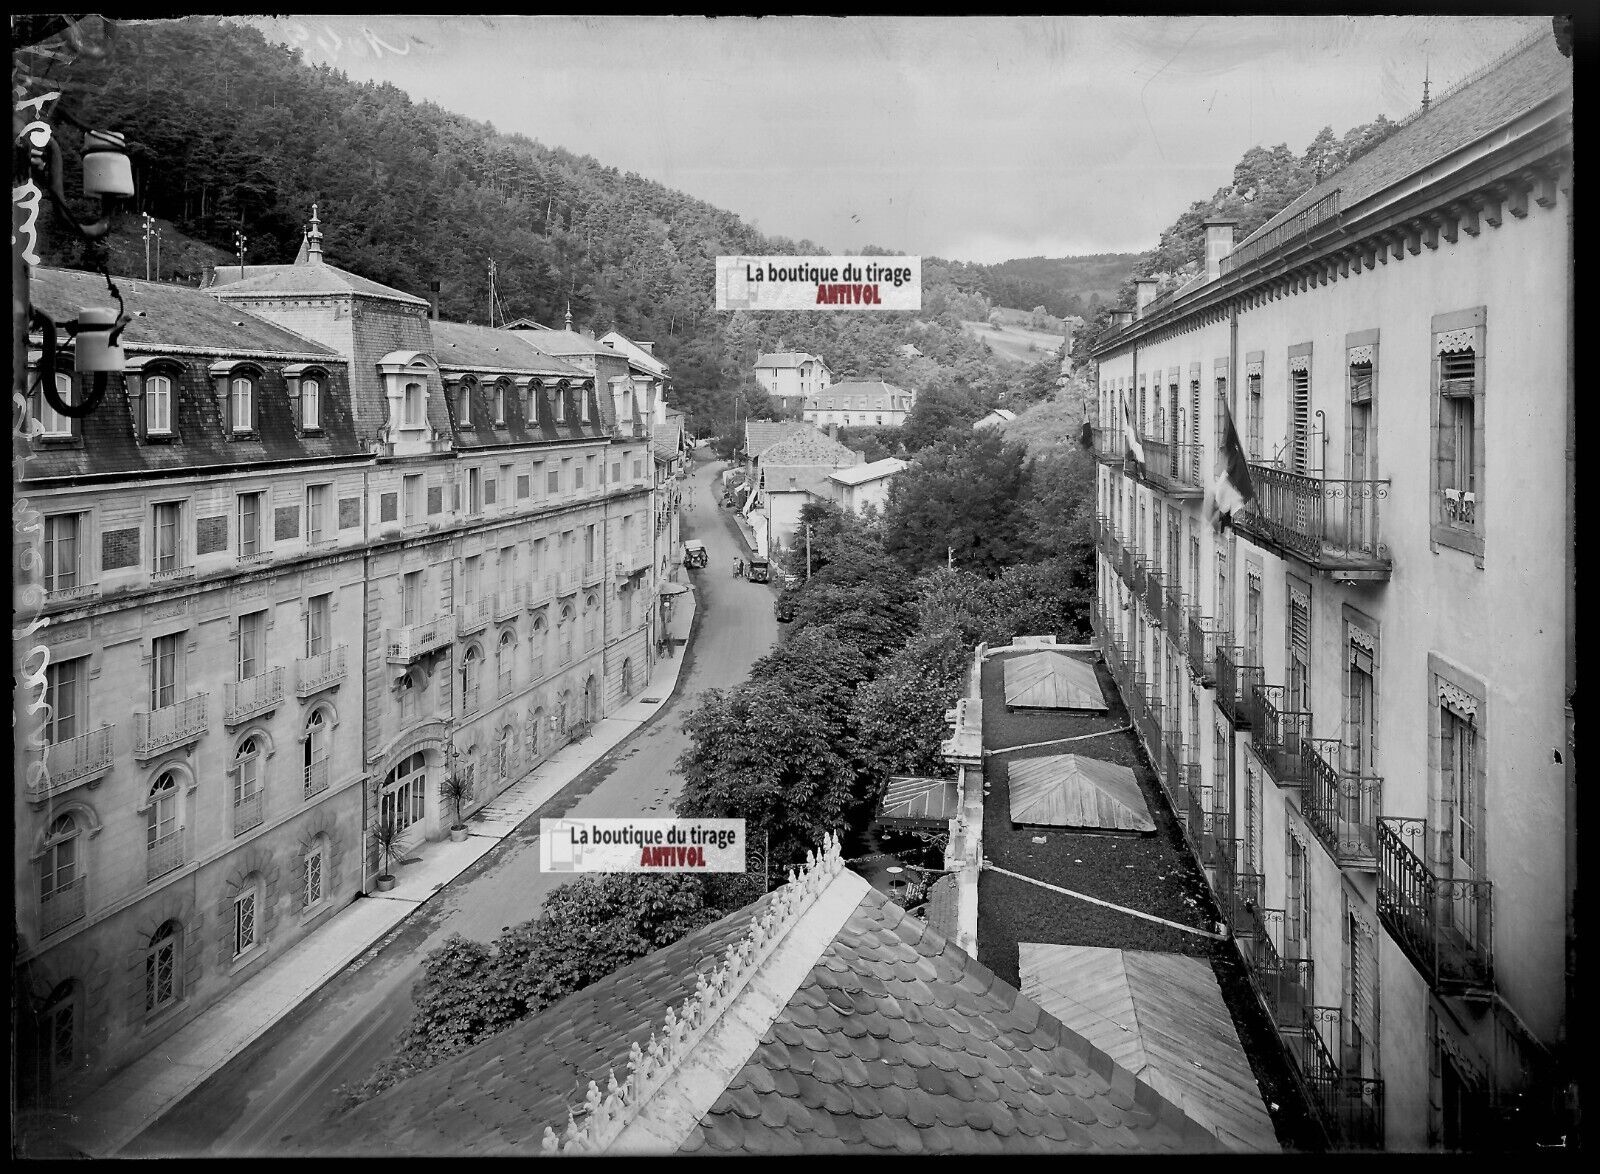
[1187,616,1219,685]
[34,725,115,800]
[134,694,208,759]
[1187,786,1233,870]
[1302,741,1382,870]
[304,756,330,799]
[40,876,86,937]
[457,594,493,636]
[225,667,285,726]
[1236,903,1315,1029]
[296,645,348,697]
[1214,647,1264,727]
[233,790,264,837]
[1117,539,1134,590]
[1377,817,1493,993]
[526,574,556,610]
[1297,1006,1387,1151]
[494,585,524,621]
[1235,464,1392,580]
[1133,689,1164,759]
[1161,735,1195,819]
[1093,513,1113,557]
[581,560,605,586]
[557,569,582,595]
[1136,438,1205,498]
[1141,559,1164,618]
[1162,584,1186,645]
[1250,684,1313,786]
[1091,425,1122,465]
[146,827,185,883]
[386,620,447,663]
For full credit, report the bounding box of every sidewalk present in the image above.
[67,587,701,1158]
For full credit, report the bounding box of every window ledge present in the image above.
[227,941,270,978]
[1430,523,1484,565]
[230,431,260,442]
[301,428,325,438]
[143,432,177,445]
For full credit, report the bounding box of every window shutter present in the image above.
[1439,350,1476,398]
[1290,369,1311,474]
[1350,363,1373,403]
[1290,598,1310,658]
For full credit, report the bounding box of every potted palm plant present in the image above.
[369,814,406,892]
[441,767,473,842]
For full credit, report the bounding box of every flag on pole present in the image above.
[1078,417,1094,450]
[1206,396,1256,527]
[1121,398,1146,472]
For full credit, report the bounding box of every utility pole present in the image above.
[947,545,954,570]
[142,211,154,280]
[154,224,161,281]
[806,525,813,581]
[233,228,247,280]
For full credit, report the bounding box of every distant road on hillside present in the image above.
[960,319,1066,364]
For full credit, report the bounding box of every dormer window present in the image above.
[459,384,474,428]
[494,382,507,426]
[580,388,591,424]
[230,376,254,434]
[403,382,424,428]
[302,377,321,430]
[554,384,566,424]
[32,371,75,438]
[146,374,173,434]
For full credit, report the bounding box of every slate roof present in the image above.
[1240,28,1570,253]
[923,875,960,942]
[744,420,808,458]
[600,331,668,377]
[208,260,429,306]
[757,427,860,470]
[295,872,1222,1155]
[519,328,615,357]
[653,418,684,463]
[830,457,908,487]
[756,351,825,369]
[1019,945,1279,1152]
[429,319,588,377]
[30,268,339,358]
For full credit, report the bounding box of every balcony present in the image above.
[1186,783,1233,869]
[1103,525,1124,572]
[146,827,185,883]
[1187,616,1219,685]
[233,789,264,836]
[1140,559,1164,619]
[1091,425,1122,466]
[1235,465,1392,581]
[33,725,115,801]
[40,877,86,937]
[1162,585,1185,643]
[1296,1007,1386,1151]
[304,757,330,799]
[1214,647,1263,727]
[617,544,653,577]
[1093,513,1112,557]
[1135,438,1204,500]
[529,653,547,681]
[581,561,605,586]
[46,581,100,606]
[526,574,555,610]
[557,569,581,596]
[1302,741,1381,870]
[134,695,209,759]
[1133,686,1164,758]
[1377,817,1493,994]
[494,585,524,621]
[457,594,493,637]
[1117,539,1134,589]
[225,667,285,726]
[295,645,348,697]
[1236,902,1315,1029]
[1161,735,1194,819]
[386,620,447,663]
[1250,684,1313,786]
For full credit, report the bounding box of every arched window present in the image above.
[554,383,567,424]
[528,706,544,758]
[230,375,254,433]
[498,726,514,781]
[559,604,575,665]
[145,920,180,1013]
[494,382,507,425]
[304,708,331,797]
[497,630,514,696]
[232,873,260,957]
[233,737,264,836]
[403,381,424,428]
[304,833,328,908]
[302,377,321,430]
[462,646,481,712]
[41,979,79,1083]
[584,593,599,651]
[621,657,635,698]
[459,383,474,427]
[146,373,173,434]
[531,613,548,677]
[39,814,84,935]
[146,772,182,881]
[381,750,427,832]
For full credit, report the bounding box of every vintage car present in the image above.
[682,539,708,569]
[745,556,771,583]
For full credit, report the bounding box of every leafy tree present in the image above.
[900,376,984,452]
[1020,447,1097,559]
[853,627,969,786]
[884,429,1036,575]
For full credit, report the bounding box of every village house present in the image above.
[802,379,915,430]
[753,350,831,415]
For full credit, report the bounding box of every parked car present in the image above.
[745,557,770,583]
[682,539,708,569]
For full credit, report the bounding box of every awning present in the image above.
[878,775,959,830]
[659,581,691,596]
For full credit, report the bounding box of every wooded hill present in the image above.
[41,16,1072,435]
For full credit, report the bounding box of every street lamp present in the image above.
[234,228,247,279]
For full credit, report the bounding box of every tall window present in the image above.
[463,555,481,605]
[43,513,82,595]
[1285,833,1310,960]
[1442,708,1479,874]
[559,604,575,665]
[580,387,591,423]
[237,492,263,558]
[237,611,265,681]
[574,461,585,491]
[468,468,482,515]
[402,571,423,627]
[459,385,474,427]
[306,593,330,658]
[146,373,173,434]
[1288,359,1311,475]
[305,838,326,907]
[497,630,514,696]
[230,376,254,433]
[302,378,321,430]
[146,772,180,880]
[1245,372,1262,460]
[36,371,75,437]
[233,883,257,956]
[494,382,506,425]
[402,474,422,525]
[153,501,184,573]
[145,921,179,1013]
[304,708,330,796]
[306,484,329,544]
[381,751,426,832]
[151,633,181,710]
[44,658,83,746]
[554,386,566,424]
[461,646,481,713]
[1439,349,1477,505]
[1347,640,1376,776]
[1214,548,1230,632]
[1287,591,1310,712]
[1245,574,1263,667]
[1243,760,1262,872]
[39,814,81,919]
[234,737,263,834]
[584,525,597,565]
[403,382,424,428]
[547,464,560,494]
[531,613,548,674]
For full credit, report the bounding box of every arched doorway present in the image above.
[381,751,427,834]
[583,675,598,724]
[621,657,634,698]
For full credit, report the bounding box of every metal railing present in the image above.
[304,757,330,798]
[1138,438,1205,493]
[1297,1006,1387,1150]
[1162,585,1186,644]
[40,725,115,793]
[1161,736,1194,819]
[1236,464,1390,569]
[1237,903,1315,1029]
[1091,425,1122,463]
[1187,616,1218,684]
[225,667,285,726]
[494,585,524,621]
[1214,647,1263,727]
[526,575,555,609]
[1133,686,1164,758]
[1219,189,1342,275]
[233,790,264,836]
[386,620,447,663]
[457,594,493,636]
[40,877,86,937]
[1377,817,1493,992]
[146,828,185,883]
[1250,684,1313,786]
[1141,559,1164,618]
[296,645,348,697]
[134,695,209,758]
[1302,741,1382,869]
[581,560,604,586]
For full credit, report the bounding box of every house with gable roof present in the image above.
[754,350,832,415]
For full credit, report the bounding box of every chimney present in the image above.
[429,280,441,321]
[1133,278,1158,319]
[306,202,324,264]
[1203,219,1237,282]
[1110,309,1134,328]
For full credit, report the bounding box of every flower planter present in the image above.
[375,875,396,892]
[450,825,469,843]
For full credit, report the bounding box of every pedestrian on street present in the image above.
[733,557,743,578]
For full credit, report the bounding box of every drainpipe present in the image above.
[360,460,372,894]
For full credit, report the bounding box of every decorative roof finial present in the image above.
[1422,59,1431,112]
[564,301,573,331]
[307,202,324,264]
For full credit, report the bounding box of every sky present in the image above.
[245,15,1551,265]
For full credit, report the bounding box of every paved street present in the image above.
[121,451,778,1156]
